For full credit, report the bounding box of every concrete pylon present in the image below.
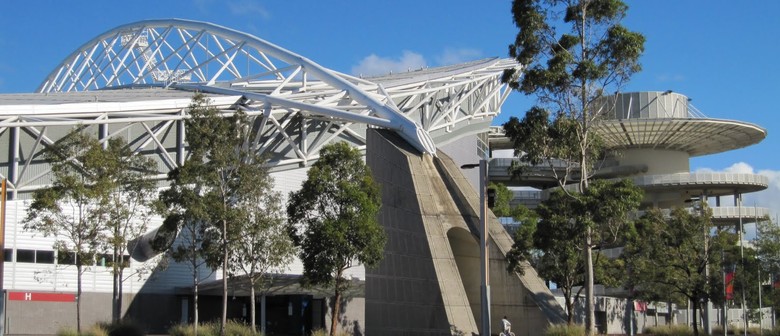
[365,129,566,336]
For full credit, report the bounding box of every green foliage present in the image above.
[505,0,644,97]
[489,182,515,217]
[643,324,694,336]
[310,329,349,336]
[57,328,80,336]
[623,205,729,335]
[753,219,780,300]
[58,321,145,336]
[507,180,643,319]
[713,325,764,336]
[287,142,384,335]
[503,3,644,331]
[168,321,260,336]
[25,129,158,329]
[505,204,539,275]
[506,179,641,323]
[763,326,780,336]
[158,93,282,332]
[97,320,146,336]
[544,323,585,336]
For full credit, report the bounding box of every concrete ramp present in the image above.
[365,129,566,336]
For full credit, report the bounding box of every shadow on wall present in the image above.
[336,290,364,336]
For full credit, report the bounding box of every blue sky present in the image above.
[0,1,778,215]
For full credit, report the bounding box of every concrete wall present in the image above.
[326,297,366,336]
[365,129,566,336]
[4,292,179,335]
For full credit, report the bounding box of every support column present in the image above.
[702,192,712,336]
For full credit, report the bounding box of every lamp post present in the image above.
[461,160,490,336]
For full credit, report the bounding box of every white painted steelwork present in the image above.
[0,19,520,199]
[38,19,521,158]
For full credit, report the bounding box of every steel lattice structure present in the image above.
[0,19,520,199]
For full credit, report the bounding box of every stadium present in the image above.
[0,18,769,336]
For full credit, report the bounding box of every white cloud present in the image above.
[695,162,780,221]
[351,51,427,77]
[227,0,271,19]
[435,48,483,66]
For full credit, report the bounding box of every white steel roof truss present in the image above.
[139,121,178,170]
[103,30,147,88]
[16,126,54,189]
[35,19,522,178]
[70,44,103,92]
[136,26,177,81]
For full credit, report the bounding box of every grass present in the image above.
[309,329,351,336]
[544,324,586,336]
[168,321,261,336]
[643,324,694,336]
[58,320,145,336]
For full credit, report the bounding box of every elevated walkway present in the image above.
[365,129,565,336]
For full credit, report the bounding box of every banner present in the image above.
[725,272,735,300]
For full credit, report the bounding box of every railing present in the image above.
[711,206,769,220]
[631,172,768,188]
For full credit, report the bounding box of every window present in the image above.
[13,249,56,264]
[57,251,76,265]
[3,249,12,262]
[97,254,132,268]
[36,250,54,264]
[16,249,35,263]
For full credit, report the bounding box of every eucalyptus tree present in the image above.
[622,206,729,336]
[228,174,294,333]
[158,93,277,336]
[287,142,385,336]
[502,1,644,333]
[93,135,158,322]
[24,130,156,331]
[507,179,642,323]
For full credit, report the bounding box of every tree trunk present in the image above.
[76,264,82,333]
[112,226,121,322]
[250,280,257,332]
[565,293,574,324]
[113,266,125,322]
[330,288,342,336]
[112,264,120,322]
[194,273,199,335]
[585,227,595,336]
[692,300,700,336]
[221,220,228,336]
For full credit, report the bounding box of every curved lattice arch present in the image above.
[39,19,458,154]
[0,19,521,198]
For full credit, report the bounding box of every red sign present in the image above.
[8,292,76,302]
[725,272,735,300]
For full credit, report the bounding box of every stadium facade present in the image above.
[0,18,769,336]
[0,19,543,335]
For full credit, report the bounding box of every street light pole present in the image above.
[461,160,491,336]
[479,159,491,336]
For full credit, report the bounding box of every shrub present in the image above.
[764,326,780,336]
[56,328,80,336]
[83,325,109,336]
[224,320,259,336]
[310,329,350,336]
[57,321,145,336]
[99,320,145,336]
[169,321,261,336]
[544,324,585,336]
[643,324,694,336]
